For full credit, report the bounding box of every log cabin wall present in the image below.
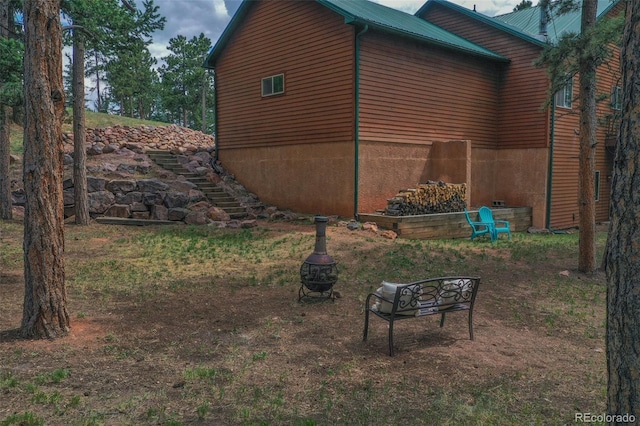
[356,31,501,214]
[214,0,356,216]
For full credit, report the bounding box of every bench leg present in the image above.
[363,308,370,342]
[388,319,395,356]
[468,310,474,341]
[439,312,446,328]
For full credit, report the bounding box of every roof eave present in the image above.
[346,17,509,62]
[203,0,253,69]
[203,0,510,68]
[417,0,547,47]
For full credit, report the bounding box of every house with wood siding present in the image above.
[419,0,622,229]
[204,0,622,230]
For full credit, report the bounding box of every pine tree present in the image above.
[158,33,214,130]
[605,0,640,416]
[22,0,70,339]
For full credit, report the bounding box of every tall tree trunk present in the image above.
[138,98,145,120]
[73,33,90,225]
[0,104,11,220]
[605,0,640,417]
[578,0,597,273]
[94,52,102,112]
[21,0,70,339]
[0,0,12,220]
[201,74,206,133]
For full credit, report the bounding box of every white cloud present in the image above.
[212,0,229,19]
[372,0,518,16]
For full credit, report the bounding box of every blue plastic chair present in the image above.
[478,206,511,242]
[463,209,492,241]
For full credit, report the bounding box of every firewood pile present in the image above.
[385,181,467,216]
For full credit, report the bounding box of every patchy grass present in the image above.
[0,219,609,425]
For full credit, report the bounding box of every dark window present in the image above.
[261,74,285,97]
[555,78,573,109]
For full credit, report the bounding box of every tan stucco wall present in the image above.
[221,141,547,227]
[219,142,355,217]
[357,141,432,213]
[471,147,548,229]
[429,140,472,205]
[359,140,472,214]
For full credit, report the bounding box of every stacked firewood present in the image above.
[385,181,467,216]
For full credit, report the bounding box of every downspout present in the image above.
[213,70,219,162]
[545,99,555,230]
[354,24,368,220]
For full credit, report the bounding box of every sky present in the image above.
[148,0,522,62]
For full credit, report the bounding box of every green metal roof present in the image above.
[204,0,507,69]
[417,0,620,47]
[417,0,546,46]
[493,0,620,44]
[317,0,507,61]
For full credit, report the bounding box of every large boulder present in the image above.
[106,179,136,193]
[208,206,231,222]
[151,204,169,220]
[88,191,116,214]
[164,192,189,209]
[87,177,107,193]
[116,191,143,204]
[137,179,169,193]
[185,211,208,225]
[104,204,131,218]
[168,207,189,221]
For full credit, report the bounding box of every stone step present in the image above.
[213,201,243,208]
[197,183,217,188]
[95,216,182,226]
[147,149,248,219]
[207,195,237,203]
[155,160,181,166]
[187,178,210,185]
[223,207,247,214]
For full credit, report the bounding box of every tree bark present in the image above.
[21,0,70,339]
[201,73,206,133]
[0,0,13,220]
[0,104,10,220]
[605,0,640,418]
[578,0,597,273]
[94,52,102,112]
[73,33,90,225]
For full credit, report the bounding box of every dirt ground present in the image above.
[0,215,609,425]
[0,148,610,424]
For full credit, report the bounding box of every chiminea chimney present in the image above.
[539,4,549,38]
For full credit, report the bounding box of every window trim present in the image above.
[555,77,573,109]
[261,73,285,97]
[595,170,600,202]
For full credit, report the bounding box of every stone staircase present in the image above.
[146,149,247,219]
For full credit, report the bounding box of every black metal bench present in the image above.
[363,276,481,356]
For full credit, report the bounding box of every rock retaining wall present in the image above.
[12,176,258,228]
[11,125,302,225]
[62,124,216,155]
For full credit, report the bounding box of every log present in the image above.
[385,181,466,216]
